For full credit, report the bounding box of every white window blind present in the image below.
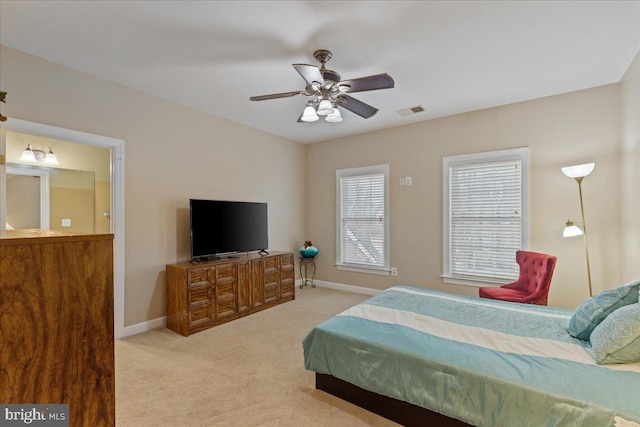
[443,148,529,285]
[336,165,389,272]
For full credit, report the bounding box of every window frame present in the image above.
[442,147,530,287]
[336,164,390,275]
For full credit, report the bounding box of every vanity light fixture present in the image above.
[19,144,60,165]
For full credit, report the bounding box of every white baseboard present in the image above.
[299,278,382,296]
[121,280,379,339]
[121,316,167,338]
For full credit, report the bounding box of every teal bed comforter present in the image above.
[303,286,640,426]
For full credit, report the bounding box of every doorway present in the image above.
[0,118,125,339]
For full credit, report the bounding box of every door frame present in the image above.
[0,118,126,339]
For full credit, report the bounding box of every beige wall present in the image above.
[49,168,96,232]
[620,51,640,283]
[50,187,94,233]
[0,45,306,326]
[306,84,622,309]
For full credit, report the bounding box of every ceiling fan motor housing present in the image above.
[321,69,341,85]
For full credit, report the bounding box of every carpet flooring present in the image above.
[115,286,400,426]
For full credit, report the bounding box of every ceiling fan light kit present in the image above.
[326,108,343,123]
[301,104,319,122]
[250,49,394,123]
[317,99,334,116]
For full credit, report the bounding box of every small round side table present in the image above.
[299,256,316,288]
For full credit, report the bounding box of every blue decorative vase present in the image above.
[299,245,318,258]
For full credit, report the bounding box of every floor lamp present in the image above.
[562,163,595,297]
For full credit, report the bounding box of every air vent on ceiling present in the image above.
[397,105,425,116]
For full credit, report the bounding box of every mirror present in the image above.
[6,163,97,233]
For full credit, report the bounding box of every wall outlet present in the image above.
[390,267,398,276]
[62,219,71,227]
[400,178,405,186]
[405,177,412,186]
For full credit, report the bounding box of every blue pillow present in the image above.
[590,303,640,364]
[567,279,640,341]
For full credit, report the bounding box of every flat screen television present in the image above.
[190,199,268,260]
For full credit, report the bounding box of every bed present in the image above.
[303,286,640,426]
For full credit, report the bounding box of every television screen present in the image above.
[190,199,268,259]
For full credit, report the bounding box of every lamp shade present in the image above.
[19,144,37,162]
[562,163,595,179]
[317,99,334,116]
[44,147,60,165]
[563,221,584,237]
[301,105,319,122]
[325,108,343,123]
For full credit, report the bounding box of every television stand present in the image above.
[258,249,269,255]
[190,255,221,264]
[166,251,294,336]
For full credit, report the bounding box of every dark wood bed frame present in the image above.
[316,373,472,427]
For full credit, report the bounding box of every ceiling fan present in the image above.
[249,49,394,123]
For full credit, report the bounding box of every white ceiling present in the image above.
[1,1,639,144]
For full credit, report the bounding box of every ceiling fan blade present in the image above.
[336,94,379,119]
[293,64,325,86]
[338,73,394,93]
[249,91,306,101]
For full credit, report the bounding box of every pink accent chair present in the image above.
[479,250,557,306]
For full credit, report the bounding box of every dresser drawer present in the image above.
[279,253,294,267]
[281,280,294,296]
[281,267,294,282]
[264,256,278,270]
[215,263,236,281]
[216,279,237,298]
[216,296,237,318]
[188,268,210,285]
[264,269,278,286]
[189,304,212,326]
[264,283,279,302]
[188,284,211,305]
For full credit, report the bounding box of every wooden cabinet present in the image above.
[166,252,295,336]
[0,229,115,427]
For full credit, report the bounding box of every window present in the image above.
[443,147,530,286]
[336,164,389,274]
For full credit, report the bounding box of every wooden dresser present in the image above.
[166,251,294,336]
[0,229,115,427]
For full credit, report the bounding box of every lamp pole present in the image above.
[575,176,593,297]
